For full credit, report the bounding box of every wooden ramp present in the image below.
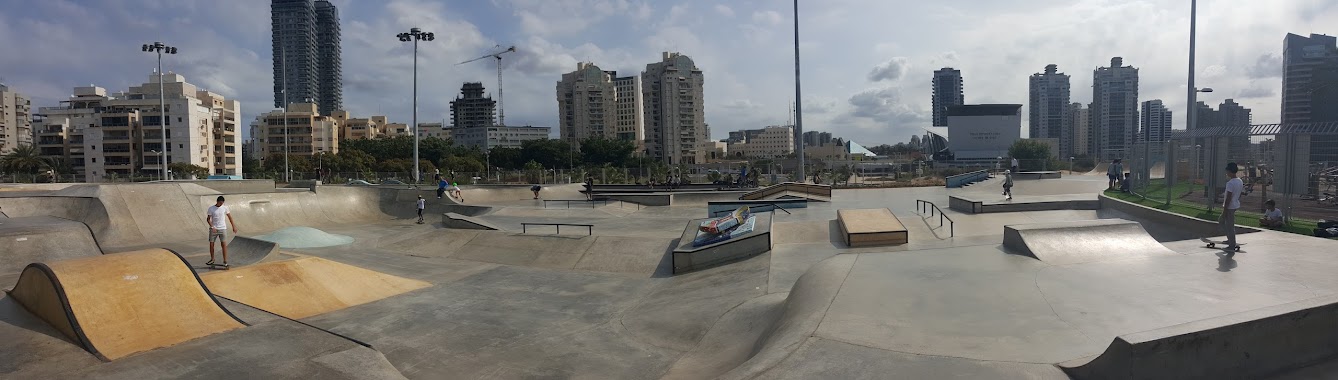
[837,208,908,247]
[6,249,246,360]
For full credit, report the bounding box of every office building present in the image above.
[557,62,618,147]
[1028,64,1071,157]
[452,125,551,150]
[1282,33,1338,169]
[946,104,1021,160]
[1218,99,1253,160]
[932,68,964,127]
[1091,57,1139,160]
[451,82,496,129]
[0,84,32,153]
[613,74,645,147]
[271,0,342,114]
[1068,103,1090,156]
[34,74,241,181]
[643,52,707,164]
[802,130,834,147]
[726,125,793,159]
[252,102,339,158]
[417,122,450,140]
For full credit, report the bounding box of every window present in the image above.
[92,158,97,163]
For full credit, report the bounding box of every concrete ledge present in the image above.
[1012,171,1062,180]
[441,204,493,217]
[837,208,908,247]
[1003,219,1173,265]
[672,213,772,274]
[945,170,990,188]
[949,194,1098,214]
[706,199,808,218]
[604,191,750,206]
[1061,293,1338,380]
[441,213,501,230]
[740,183,832,201]
[1098,194,1258,237]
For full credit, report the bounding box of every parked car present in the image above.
[346,180,374,186]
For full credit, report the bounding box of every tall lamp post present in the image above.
[397,27,435,184]
[792,0,806,183]
[141,41,176,181]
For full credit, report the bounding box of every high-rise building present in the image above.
[556,62,617,147]
[0,83,32,153]
[1068,103,1090,156]
[932,68,964,127]
[1091,57,1139,160]
[451,82,497,130]
[1139,100,1172,153]
[1218,99,1253,159]
[1029,64,1071,157]
[34,74,242,181]
[643,52,706,164]
[802,130,834,147]
[612,75,644,146]
[271,0,341,114]
[1282,33,1338,166]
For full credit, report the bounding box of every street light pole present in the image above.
[792,0,806,183]
[1180,0,1197,206]
[142,42,176,181]
[398,27,435,185]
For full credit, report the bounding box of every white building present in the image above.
[726,125,794,159]
[946,104,1021,160]
[557,62,618,147]
[452,126,552,150]
[252,102,338,158]
[1028,64,1071,157]
[643,52,707,164]
[0,84,33,153]
[1091,57,1139,160]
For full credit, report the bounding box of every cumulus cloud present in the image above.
[714,4,734,17]
[1246,54,1283,79]
[752,10,783,26]
[846,87,928,126]
[868,57,911,82]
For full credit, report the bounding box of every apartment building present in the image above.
[932,68,964,127]
[252,102,339,158]
[1028,64,1071,157]
[726,125,793,159]
[0,84,33,153]
[1091,57,1140,160]
[557,62,618,147]
[643,52,707,164]
[452,125,551,150]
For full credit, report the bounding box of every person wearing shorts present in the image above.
[416,195,426,224]
[206,196,239,267]
[1220,162,1244,249]
[446,182,463,202]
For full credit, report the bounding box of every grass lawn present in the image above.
[1104,180,1321,236]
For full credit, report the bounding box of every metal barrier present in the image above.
[707,202,793,218]
[945,170,990,188]
[915,199,955,237]
[542,199,610,208]
[521,223,594,235]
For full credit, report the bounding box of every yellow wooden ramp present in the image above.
[202,257,431,319]
[837,208,908,247]
[6,249,246,361]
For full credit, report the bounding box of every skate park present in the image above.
[2,175,1338,379]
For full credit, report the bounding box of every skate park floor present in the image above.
[4,178,1338,378]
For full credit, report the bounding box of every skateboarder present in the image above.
[416,195,426,224]
[436,177,448,199]
[531,184,542,199]
[1260,199,1285,228]
[447,182,463,202]
[1010,157,1019,173]
[205,196,239,268]
[1002,170,1014,200]
[1219,162,1244,249]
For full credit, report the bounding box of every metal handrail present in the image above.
[521,222,593,235]
[707,202,793,218]
[915,199,955,237]
[542,199,610,208]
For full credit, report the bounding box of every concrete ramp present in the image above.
[1084,162,1110,176]
[1003,219,1174,265]
[1061,294,1338,380]
[442,213,502,230]
[216,236,279,267]
[0,216,102,275]
[740,183,831,202]
[5,249,246,360]
[201,257,431,319]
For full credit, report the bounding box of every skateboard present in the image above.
[1200,238,1246,251]
[205,262,231,270]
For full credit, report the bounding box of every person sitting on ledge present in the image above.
[1119,172,1132,193]
[1260,199,1285,228]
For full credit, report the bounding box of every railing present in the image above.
[945,170,990,188]
[708,202,793,218]
[521,223,593,236]
[915,199,955,237]
[543,199,610,208]
[740,182,832,200]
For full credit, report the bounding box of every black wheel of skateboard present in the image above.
[1206,243,1216,248]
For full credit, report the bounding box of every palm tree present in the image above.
[0,144,51,174]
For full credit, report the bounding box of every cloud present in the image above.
[752,10,783,26]
[868,57,911,82]
[845,87,928,127]
[1237,84,1276,99]
[1245,54,1283,79]
[722,99,761,110]
[1201,64,1228,79]
[714,4,734,18]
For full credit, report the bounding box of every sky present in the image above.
[1,0,1335,146]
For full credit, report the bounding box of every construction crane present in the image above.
[458,45,517,126]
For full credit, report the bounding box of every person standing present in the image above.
[416,195,426,224]
[1010,157,1019,173]
[1002,170,1014,200]
[1220,163,1244,249]
[205,196,239,268]
[1107,159,1121,189]
[584,176,594,200]
[436,177,448,199]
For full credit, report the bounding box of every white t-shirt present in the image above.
[1264,208,1283,220]
[1223,178,1244,210]
[207,205,229,230]
[1011,158,1019,167]
[417,199,426,210]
